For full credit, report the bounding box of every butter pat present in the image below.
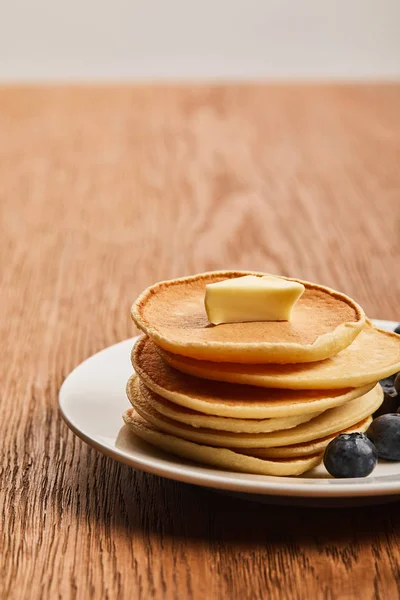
[205,275,305,325]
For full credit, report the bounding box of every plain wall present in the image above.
[0,0,399,80]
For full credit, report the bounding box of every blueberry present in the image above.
[323,432,378,478]
[374,374,399,417]
[373,391,399,418]
[367,414,400,460]
[395,373,400,394]
[379,375,398,398]
[394,324,400,335]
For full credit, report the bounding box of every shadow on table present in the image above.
[122,468,400,548]
[64,440,400,549]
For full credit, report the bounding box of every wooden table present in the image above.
[1,85,400,600]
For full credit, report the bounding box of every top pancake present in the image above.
[132,271,365,363]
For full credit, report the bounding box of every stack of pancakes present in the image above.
[123,271,400,477]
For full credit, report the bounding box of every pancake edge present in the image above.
[157,328,400,390]
[127,378,383,449]
[242,416,372,458]
[132,335,377,415]
[127,376,323,433]
[122,409,323,477]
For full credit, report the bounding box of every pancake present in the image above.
[128,376,322,433]
[242,417,372,458]
[158,326,400,390]
[132,336,375,417]
[122,410,323,476]
[132,271,365,364]
[128,378,383,448]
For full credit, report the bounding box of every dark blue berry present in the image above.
[395,374,400,394]
[379,375,398,398]
[374,391,399,418]
[323,432,378,478]
[375,374,400,417]
[394,324,400,335]
[367,414,400,460]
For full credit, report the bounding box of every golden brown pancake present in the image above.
[132,271,365,364]
[158,326,400,390]
[128,378,383,448]
[242,417,372,458]
[122,409,323,476]
[127,376,322,433]
[133,336,375,417]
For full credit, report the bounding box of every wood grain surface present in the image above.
[1,85,400,600]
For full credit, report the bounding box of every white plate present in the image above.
[59,319,400,505]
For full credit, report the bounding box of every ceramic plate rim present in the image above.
[59,319,400,498]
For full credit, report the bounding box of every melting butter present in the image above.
[205,275,305,325]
